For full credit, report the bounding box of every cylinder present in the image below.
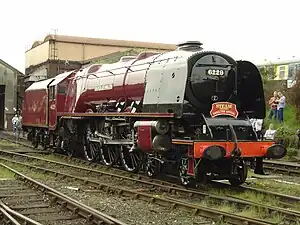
[152,135,172,151]
[134,120,169,135]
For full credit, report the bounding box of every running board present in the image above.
[88,137,133,145]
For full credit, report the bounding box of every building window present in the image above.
[279,66,285,79]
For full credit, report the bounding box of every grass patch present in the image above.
[0,139,20,149]
[215,202,237,213]
[252,179,300,196]
[0,161,52,181]
[198,192,285,223]
[210,186,280,208]
[237,206,284,223]
[0,166,15,179]
[264,105,299,131]
[41,154,68,163]
[247,178,300,211]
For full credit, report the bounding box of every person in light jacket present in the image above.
[11,115,19,135]
[277,92,286,123]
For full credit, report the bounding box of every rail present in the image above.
[0,199,42,225]
[1,132,300,224]
[263,160,300,176]
[0,162,127,225]
[0,152,292,225]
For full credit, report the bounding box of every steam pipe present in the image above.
[229,124,239,156]
[201,114,213,139]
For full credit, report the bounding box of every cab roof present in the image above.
[26,70,74,92]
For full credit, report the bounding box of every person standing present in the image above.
[11,115,19,135]
[18,114,23,137]
[277,92,286,123]
[268,91,279,120]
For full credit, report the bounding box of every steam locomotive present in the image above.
[22,41,286,186]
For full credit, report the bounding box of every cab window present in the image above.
[58,84,66,94]
[49,86,56,100]
[58,81,67,95]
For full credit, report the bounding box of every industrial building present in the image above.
[0,59,25,130]
[25,34,177,87]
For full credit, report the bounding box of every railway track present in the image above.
[0,142,300,224]
[0,152,281,225]
[263,160,300,176]
[2,132,300,203]
[0,163,127,225]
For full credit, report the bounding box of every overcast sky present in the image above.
[0,0,298,73]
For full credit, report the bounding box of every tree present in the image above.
[258,63,276,86]
[259,63,277,104]
[287,71,300,121]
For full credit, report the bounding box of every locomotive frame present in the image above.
[22,41,287,187]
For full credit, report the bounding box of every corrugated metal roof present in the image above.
[26,78,54,91]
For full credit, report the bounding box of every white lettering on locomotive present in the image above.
[94,84,113,91]
[207,69,225,76]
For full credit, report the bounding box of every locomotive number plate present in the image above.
[206,69,225,76]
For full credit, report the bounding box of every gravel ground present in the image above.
[35,177,213,225]
[25,160,296,224]
[2,136,294,224]
[2,150,297,223]
[1,162,213,225]
[0,179,87,225]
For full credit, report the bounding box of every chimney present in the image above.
[176,41,203,51]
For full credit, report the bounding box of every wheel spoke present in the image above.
[100,146,117,166]
[130,153,138,167]
[179,156,195,187]
[229,160,248,186]
[120,145,140,173]
[108,149,115,163]
[83,140,98,162]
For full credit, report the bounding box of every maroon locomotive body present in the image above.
[22,42,286,186]
[64,52,157,113]
[23,79,50,127]
[23,71,74,130]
